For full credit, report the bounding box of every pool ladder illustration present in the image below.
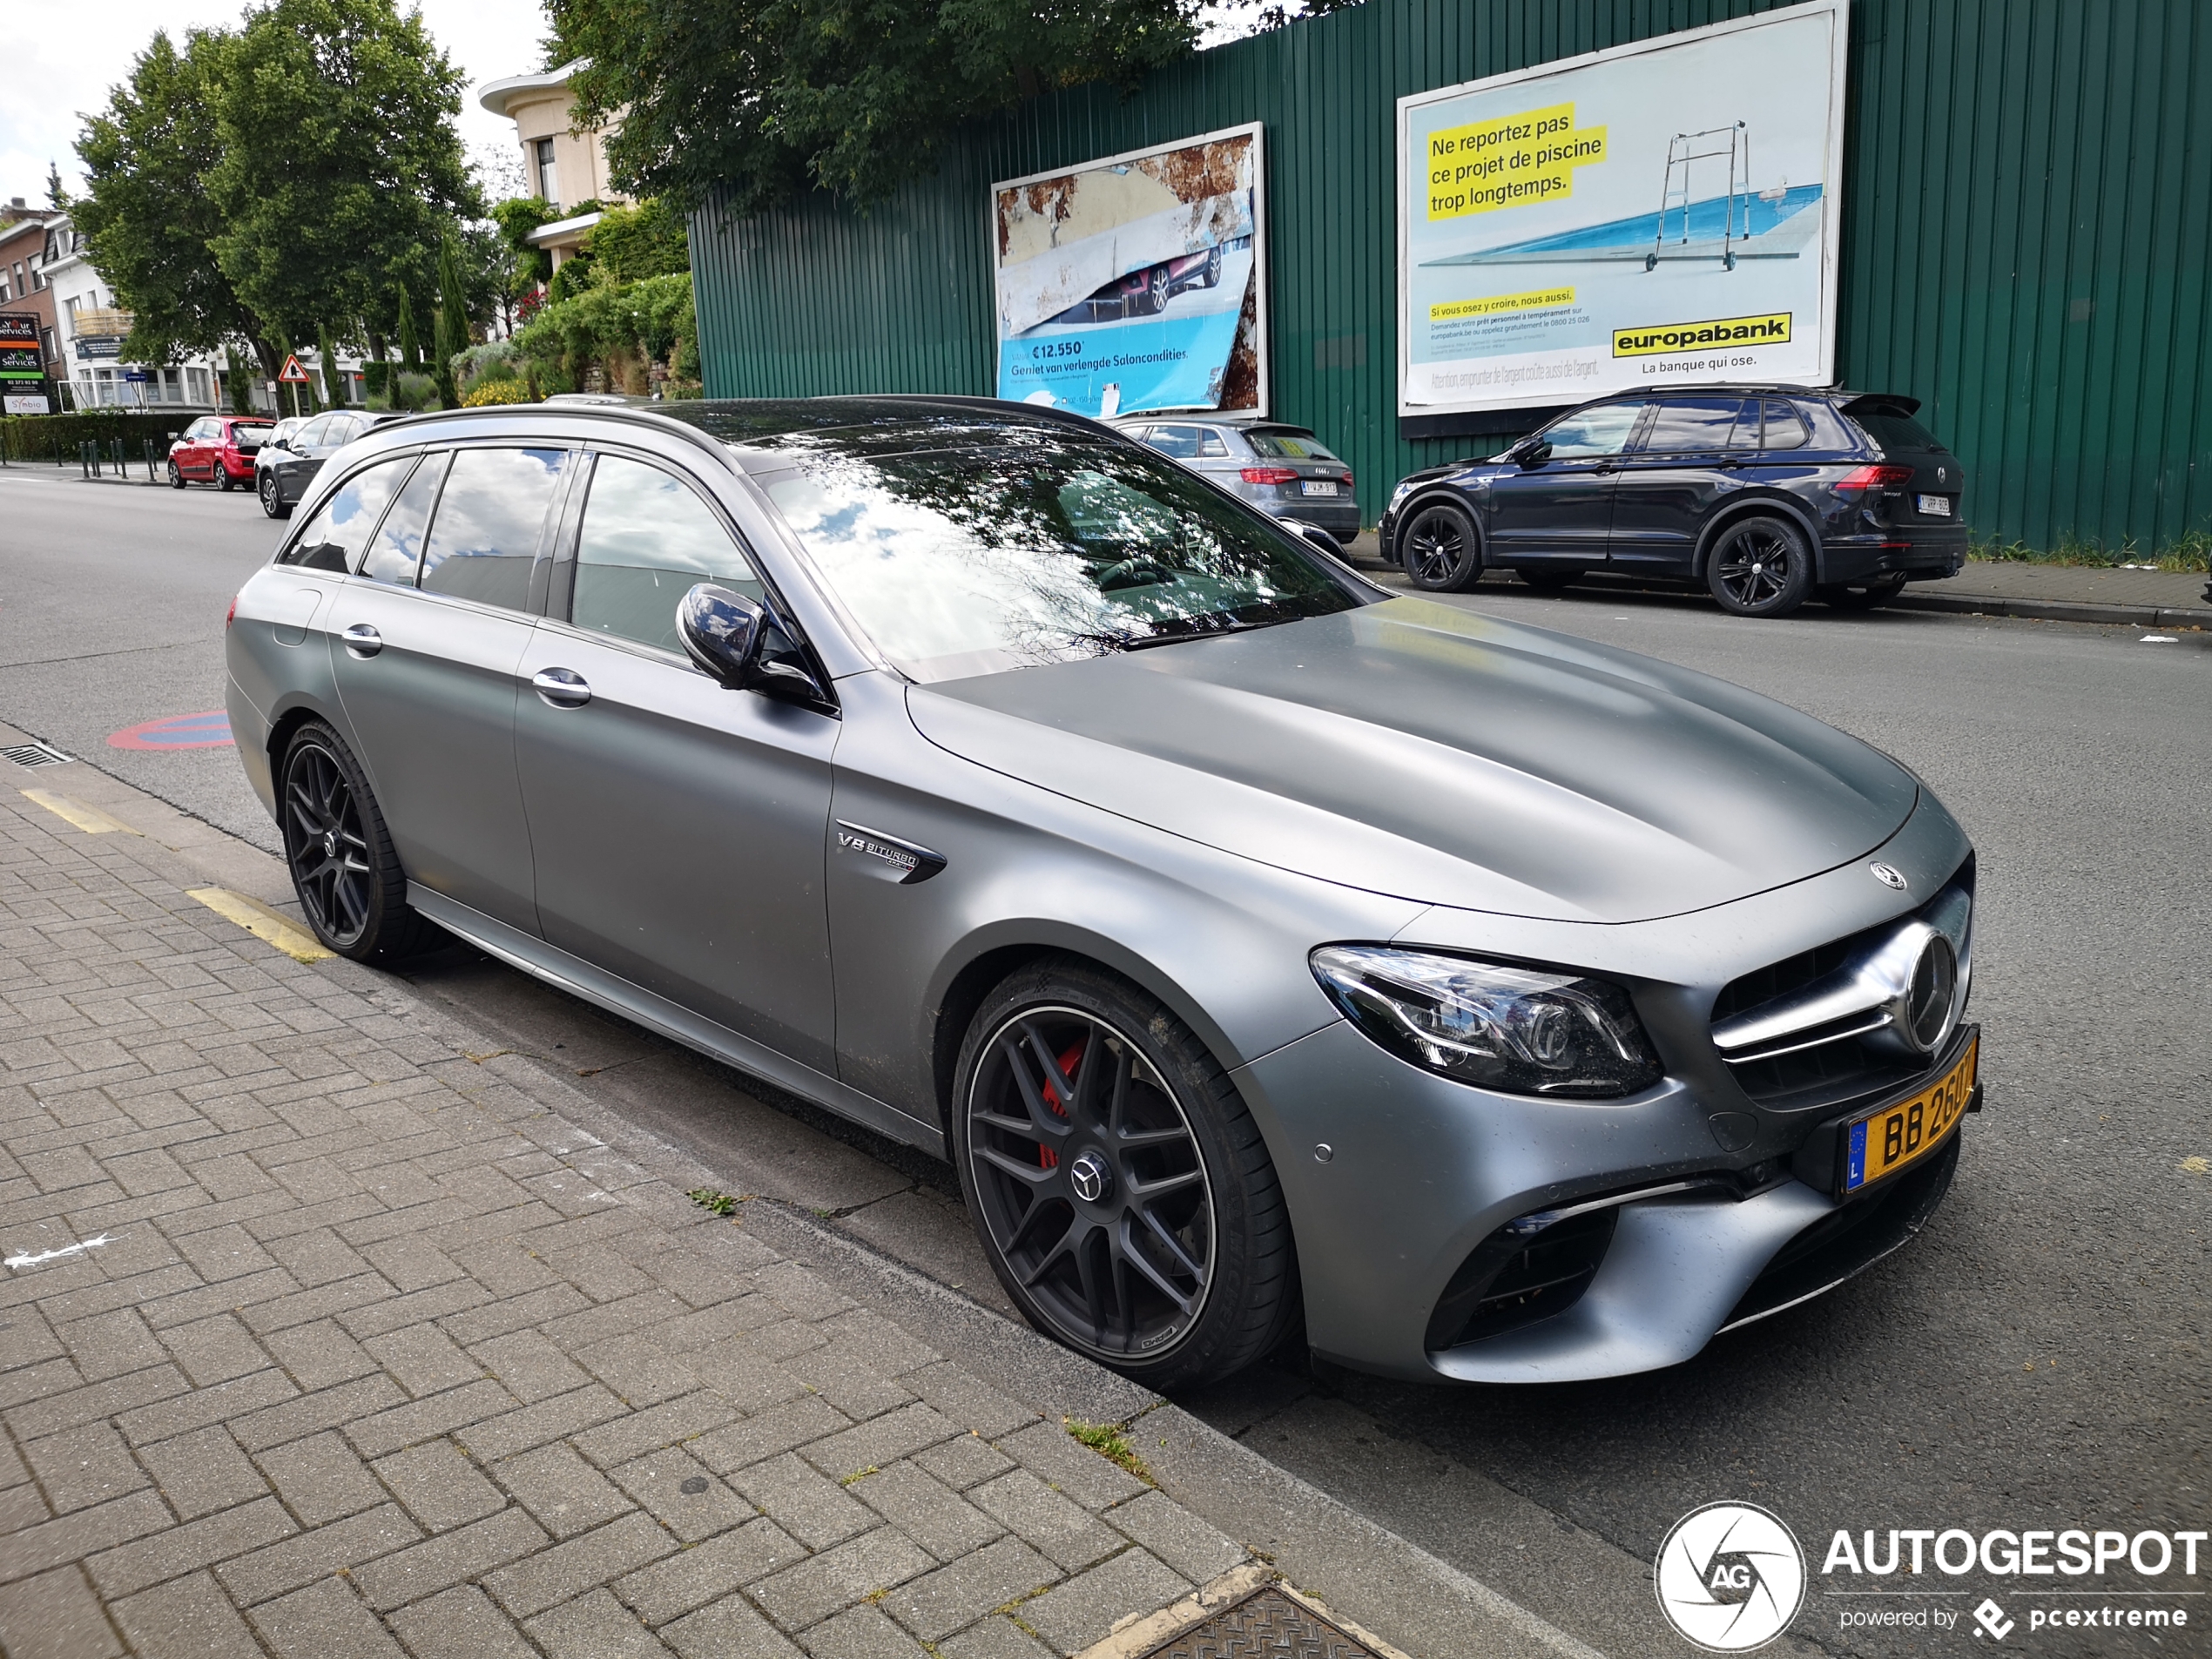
[1649,122,1750,272]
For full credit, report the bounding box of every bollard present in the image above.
[145,439,161,482]
[113,438,129,481]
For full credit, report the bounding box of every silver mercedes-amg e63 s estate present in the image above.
[225,397,1980,1389]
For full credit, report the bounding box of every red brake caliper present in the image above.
[1037,1036,1086,1170]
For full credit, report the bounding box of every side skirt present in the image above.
[406,883,947,1159]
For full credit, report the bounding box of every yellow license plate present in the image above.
[1842,1030,1977,1195]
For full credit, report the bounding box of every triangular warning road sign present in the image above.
[278,354,312,383]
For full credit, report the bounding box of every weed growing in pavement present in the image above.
[1971,528,2212,572]
[1064,1417,1157,1487]
[686,1188,743,1216]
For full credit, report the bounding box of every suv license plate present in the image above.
[1841,1028,1977,1195]
[1301,480,1339,497]
[1917,493,1952,516]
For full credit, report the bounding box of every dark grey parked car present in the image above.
[1109,415,1359,543]
[257,409,399,518]
[226,396,1981,1389]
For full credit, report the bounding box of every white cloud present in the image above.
[2,0,551,205]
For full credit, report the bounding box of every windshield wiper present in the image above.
[1114,617,1271,651]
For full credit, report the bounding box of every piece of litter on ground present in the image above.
[5,1232,116,1270]
[2140,635,2178,644]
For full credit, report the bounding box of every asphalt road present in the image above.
[4,462,2207,1658]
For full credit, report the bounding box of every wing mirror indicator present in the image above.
[678,583,827,705]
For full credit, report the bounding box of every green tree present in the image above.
[44,161,64,210]
[224,343,253,413]
[317,323,346,407]
[547,0,1199,215]
[589,199,690,282]
[434,232,469,407]
[72,29,279,375]
[394,284,422,373]
[207,0,479,351]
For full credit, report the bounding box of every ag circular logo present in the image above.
[1655,1501,1806,1652]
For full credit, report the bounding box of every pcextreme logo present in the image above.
[1656,1502,1808,1652]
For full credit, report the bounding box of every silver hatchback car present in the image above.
[226,397,1980,1389]
[1109,415,1359,543]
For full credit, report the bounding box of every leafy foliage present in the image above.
[490,197,562,294]
[508,270,698,395]
[588,199,691,282]
[547,0,1201,214]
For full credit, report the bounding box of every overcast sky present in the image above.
[4,0,1295,212]
[3,0,551,209]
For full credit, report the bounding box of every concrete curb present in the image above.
[1883,589,2212,629]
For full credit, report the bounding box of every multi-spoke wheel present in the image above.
[1706,516,1812,617]
[280,721,424,961]
[260,471,289,519]
[954,961,1300,1389]
[1400,499,1482,592]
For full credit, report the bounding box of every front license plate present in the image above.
[1842,1029,1977,1195]
[1916,493,1952,516]
[1301,480,1339,497]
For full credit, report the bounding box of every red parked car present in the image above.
[168,415,275,492]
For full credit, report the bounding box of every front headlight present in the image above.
[1311,946,1663,1099]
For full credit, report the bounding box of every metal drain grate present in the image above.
[1142,1587,1378,1659]
[1,741,71,769]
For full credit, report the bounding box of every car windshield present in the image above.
[1245,428,1339,462]
[744,421,1360,682]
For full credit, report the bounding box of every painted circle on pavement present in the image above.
[108,711,234,752]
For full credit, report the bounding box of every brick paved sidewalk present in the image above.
[0,786,1254,1658]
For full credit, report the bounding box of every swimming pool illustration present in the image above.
[1421,181,1823,268]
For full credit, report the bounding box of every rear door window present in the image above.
[282,455,415,570]
[1636,397,1750,452]
[1196,429,1231,457]
[418,448,565,612]
[570,455,759,652]
[358,453,448,585]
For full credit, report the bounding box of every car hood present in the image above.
[903,597,1919,923]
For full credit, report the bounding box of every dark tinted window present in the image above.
[1851,409,1947,454]
[758,427,1357,681]
[358,453,448,584]
[1147,425,1202,459]
[419,448,563,611]
[1638,397,1751,452]
[282,456,414,571]
[1535,401,1644,458]
[1760,400,1811,450]
[572,455,758,652]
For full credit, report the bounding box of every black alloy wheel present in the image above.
[280,722,424,961]
[1821,573,1908,610]
[260,471,289,519]
[954,961,1299,1388]
[1707,516,1813,617]
[168,460,185,489]
[1401,499,1483,592]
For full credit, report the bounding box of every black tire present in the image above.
[1518,568,1583,591]
[1400,499,1483,592]
[278,721,428,962]
[259,471,289,519]
[1706,516,1814,617]
[953,957,1300,1391]
[168,460,186,489]
[1820,574,1907,610]
[217,463,236,493]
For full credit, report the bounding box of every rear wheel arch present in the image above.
[1693,494,1826,581]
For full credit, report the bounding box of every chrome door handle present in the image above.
[533,667,591,708]
[341,623,381,658]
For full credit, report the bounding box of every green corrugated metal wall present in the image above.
[692,0,2212,552]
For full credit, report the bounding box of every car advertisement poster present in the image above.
[1396,1,1846,418]
[993,124,1266,418]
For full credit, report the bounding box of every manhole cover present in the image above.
[1141,1586,1378,1658]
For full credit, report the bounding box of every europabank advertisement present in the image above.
[993,125,1265,419]
[1396,2,1846,418]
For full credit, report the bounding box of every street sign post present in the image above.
[277,354,311,417]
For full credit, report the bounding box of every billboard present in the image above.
[1396,2,1847,418]
[993,125,1265,419]
[0,314,44,382]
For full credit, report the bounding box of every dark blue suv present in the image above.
[1377,389,1967,617]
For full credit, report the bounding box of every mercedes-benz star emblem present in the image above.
[1069,1150,1111,1204]
[1904,934,1959,1053]
[1655,1501,1806,1652]
[1870,862,1909,891]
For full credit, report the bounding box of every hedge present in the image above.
[0,410,201,463]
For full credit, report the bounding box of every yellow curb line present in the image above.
[21,789,142,836]
[186,887,334,963]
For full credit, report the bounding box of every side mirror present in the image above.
[1513,439,1551,468]
[678,583,826,705]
